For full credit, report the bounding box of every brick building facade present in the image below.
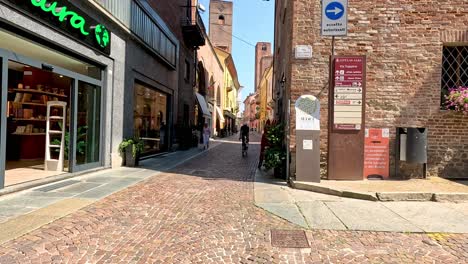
[148,0,200,127]
[274,0,468,179]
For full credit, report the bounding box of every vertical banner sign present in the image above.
[332,57,365,130]
[364,128,390,179]
[328,56,366,180]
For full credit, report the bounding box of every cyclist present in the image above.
[239,123,250,154]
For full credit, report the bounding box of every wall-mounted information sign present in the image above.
[332,57,365,130]
[295,95,320,131]
[4,0,111,55]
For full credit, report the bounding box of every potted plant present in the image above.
[119,138,144,167]
[264,123,287,179]
[445,86,468,114]
[51,124,87,163]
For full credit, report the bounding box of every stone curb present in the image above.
[376,192,433,202]
[291,180,468,203]
[0,167,107,198]
[433,193,468,202]
[291,180,344,197]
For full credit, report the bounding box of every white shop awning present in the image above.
[195,93,211,118]
[215,106,225,123]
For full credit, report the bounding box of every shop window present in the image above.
[441,45,468,106]
[134,83,168,154]
[4,61,73,186]
[185,60,191,82]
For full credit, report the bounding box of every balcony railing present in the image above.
[181,6,206,47]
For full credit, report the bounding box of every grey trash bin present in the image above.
[406,128,427,164]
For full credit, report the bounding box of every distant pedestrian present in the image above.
[203,123,211,149]
[258,120,271,169]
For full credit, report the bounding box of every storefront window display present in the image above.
[134,83,168,155]
[0,29,103,188]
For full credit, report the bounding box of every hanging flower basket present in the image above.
[445,86,468,114]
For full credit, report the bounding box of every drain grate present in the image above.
[271,230,310,248]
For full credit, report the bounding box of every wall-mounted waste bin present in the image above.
[406,128,427,164]
[396,127,428,178]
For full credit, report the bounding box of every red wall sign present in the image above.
[364,128,390,179]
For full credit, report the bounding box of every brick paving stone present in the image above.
[0,135,466,263]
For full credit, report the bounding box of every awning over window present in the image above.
[223,110,236,120]
[195,93,211,118]
[215,106,225,123]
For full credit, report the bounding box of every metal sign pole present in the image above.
[332,36,335,56]
[286,99,291,184]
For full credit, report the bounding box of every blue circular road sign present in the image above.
[325,2,345,20]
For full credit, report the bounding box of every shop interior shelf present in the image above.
[12,118,46,122]
[17,102,47,107]
[12,133,46,136]
[9,88,68,98]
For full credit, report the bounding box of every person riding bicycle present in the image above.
[239,123,250,150]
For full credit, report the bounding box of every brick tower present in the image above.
[209,0,233,53]
[255,42,272,91]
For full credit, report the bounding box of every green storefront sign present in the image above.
[3,0,111,54]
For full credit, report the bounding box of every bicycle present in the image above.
[240,136,249,157]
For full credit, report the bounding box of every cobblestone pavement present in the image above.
[0,134,467,263]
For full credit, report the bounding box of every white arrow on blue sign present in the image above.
[321,0,348,36]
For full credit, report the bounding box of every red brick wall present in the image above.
[275,0,468,178]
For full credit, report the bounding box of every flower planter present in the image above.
[125,146,139,167]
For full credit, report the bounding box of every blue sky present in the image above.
[198,0,275,108]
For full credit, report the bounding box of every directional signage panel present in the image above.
[332,56,366,131]
[334,105,362,112]
[335,94,363,100]
[321,0,348,36]
[335,87,363,93]
[334,99,362,105]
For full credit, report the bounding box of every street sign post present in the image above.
[321,0,348,36]
[328,56,366,181]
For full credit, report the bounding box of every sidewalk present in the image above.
[0,142,220,244]
[292,177,468,202]
[255,170,468,233]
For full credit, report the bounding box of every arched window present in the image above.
[218,15,225,25]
